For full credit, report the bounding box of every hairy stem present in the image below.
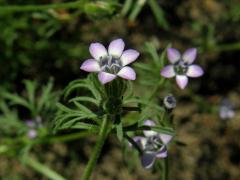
[82,116,110,180]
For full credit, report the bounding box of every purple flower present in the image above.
[26,120,35,128]
[133,120,173,169]
[28,129,37,139]
[219,99,235,120]
[80,38,140,84]
[25,116,42,139]
[161,48,204,89]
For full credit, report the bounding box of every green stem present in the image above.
[129,0,147,21]
[82,116,110,180]
[162,157,169,180]
[0,0,86,12]
[22,156,66,180]
[47,131,91,143]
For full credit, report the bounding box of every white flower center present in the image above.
[144,136,162,152]
[174,60,188,75]
[99,55,122,74]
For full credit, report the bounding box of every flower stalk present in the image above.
[82,115,110,180]
[162,157,169,180]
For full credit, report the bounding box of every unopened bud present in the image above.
[163,94,176,109]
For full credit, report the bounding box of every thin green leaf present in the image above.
[69,96,99,106]
[38,79,54,112]
[148,0,169,30]
[129,0,147,21]
[58,121,99,132]
[23,80,36,108]
[145,42,160,66]
[73,101,94,115]
[2,92,30,110]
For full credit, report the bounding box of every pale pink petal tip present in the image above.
[186,65,204,77]
[182,48,197,64]
[159,134,173,144]
[120,49,140,66]
[108,38,125,57]
[80,59,100,72]
[167,48,181,64]
[98,72,116,84]
[89,42,107,60]
[117,66,136,80]
[176,75,188,89]
[160,65,175,78]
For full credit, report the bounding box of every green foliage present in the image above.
[0,101,26,136]
[122,0,169,29]
[1,79,60,119]
[54,74,103,132]
[134,42,169,87]
[0,0,121,89]
[0,79,59,141]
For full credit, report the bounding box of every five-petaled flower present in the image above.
[80,38,140,84]
[132,120,173,169]
[161,48,204,89]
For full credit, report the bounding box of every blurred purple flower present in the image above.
[26,120,35,128]
[219,99,235,120]
[132,120,173,169]
[28,129,37,139]
[80,38,140,84]
[25,116,42,139]
[161,48,204,89]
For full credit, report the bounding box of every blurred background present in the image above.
[0,0,240,179]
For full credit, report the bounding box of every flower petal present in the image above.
[167,48,181,64]
[117,66,136,80]
[156,146,168,158]
[80,59,100,72]
[161,65,175,78]
[186,65,204,77]
[176,75,188,89]
[159,134,173,145]
[98,72,116,84]
[129,136,145,149]
[182,48,197,64]
[108,38,125,58]
[120,49,140,66]
[89,42,107,60]
[143,120,158,137]
[141,152,156,169]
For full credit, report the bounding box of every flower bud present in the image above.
[163,94,176,110]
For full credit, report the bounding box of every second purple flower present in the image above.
[161,48,204,89]
[80,39,140,84]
